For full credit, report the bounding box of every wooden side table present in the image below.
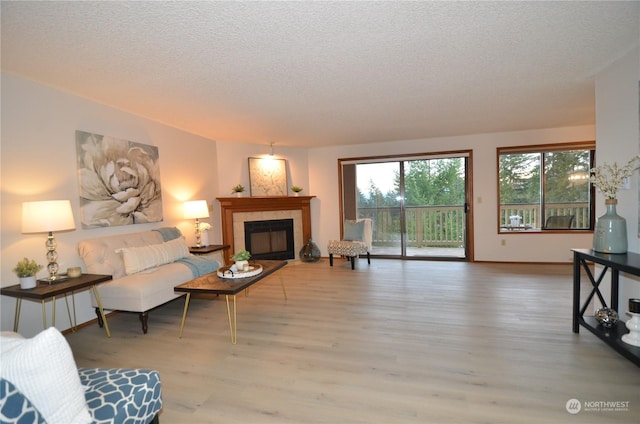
[189,244,230,264]
[0,273,113,337]
[189,244,229,255]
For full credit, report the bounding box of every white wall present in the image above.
[3,63,620,336]
[307,126,595,263]
[1,73,220,336]
[595,46,640,316]
[213,141,311,244]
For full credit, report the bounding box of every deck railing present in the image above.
[499,202,590,229]
[358,202,590,248]
[359,206,465,248]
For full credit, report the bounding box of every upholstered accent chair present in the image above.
[0,328,162,424]
[327,218,373,270]
[544,214,575,229]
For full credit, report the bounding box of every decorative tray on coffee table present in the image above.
[217,264,263,279]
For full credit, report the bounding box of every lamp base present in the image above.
[38,276,68,284]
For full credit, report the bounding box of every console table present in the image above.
[572,248,640,366]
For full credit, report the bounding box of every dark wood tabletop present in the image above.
[188,244,229,255]
[1,274,112,300]
[174,260,287,296]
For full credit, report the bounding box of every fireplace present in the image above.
[244,219,295,260]
[217,196,315,262]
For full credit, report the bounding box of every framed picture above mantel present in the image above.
[248,157,287,196]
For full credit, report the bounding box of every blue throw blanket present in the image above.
[153,227,182,242]
[177,256,219,278]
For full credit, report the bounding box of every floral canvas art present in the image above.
[76,130,163,228]
[248,157,287,196]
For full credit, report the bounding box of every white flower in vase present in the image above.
[197,222,211,246]
[590,155,640,200]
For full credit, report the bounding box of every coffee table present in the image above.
[175,260,287,344]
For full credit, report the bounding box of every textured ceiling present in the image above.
[1,1,639,147]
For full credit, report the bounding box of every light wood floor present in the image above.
[65,259,639,424]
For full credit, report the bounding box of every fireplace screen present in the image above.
[244,219,294,260]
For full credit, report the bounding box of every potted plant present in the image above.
[232,184,245,197]
[231,249,251,271]
[291,186,303,196]
[12,257,43,289]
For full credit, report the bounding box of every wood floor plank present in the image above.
[65,259,639,423]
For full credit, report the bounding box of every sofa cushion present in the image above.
[79,230,166,279]
[0,328,92,424]
[118,237,190,275]
[90,261,194,312]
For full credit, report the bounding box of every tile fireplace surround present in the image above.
[216,196,315,261]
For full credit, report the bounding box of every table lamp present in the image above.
[184,200,210,247]
[22,200,76,283]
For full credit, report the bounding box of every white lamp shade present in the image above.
[22,200,76,233]
[184,200,210,219]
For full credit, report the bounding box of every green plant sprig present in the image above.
[231,250,251,261]
[12,257,43,278]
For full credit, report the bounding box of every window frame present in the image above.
[497,141,595,234]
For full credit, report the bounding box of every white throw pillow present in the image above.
[118,237,190,275]
[0,327,92,424]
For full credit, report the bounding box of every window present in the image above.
[497,142,595,233]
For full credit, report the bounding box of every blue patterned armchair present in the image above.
[0,328,162,424]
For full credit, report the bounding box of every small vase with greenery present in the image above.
[291,186,303,196]
[13,257,43,289]
[232,184,245,197]
[231,250,251,271]
[231,250,251,261]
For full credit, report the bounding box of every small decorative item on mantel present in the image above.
[590,155,640,254]
[12,257,43,289]
[231,249,251,271]
[291,186,303,196]
[232,184,245,197]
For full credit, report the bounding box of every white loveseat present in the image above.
[78,228,219,334]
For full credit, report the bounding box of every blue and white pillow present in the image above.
[0,328,92,423]
[0,378,46,424]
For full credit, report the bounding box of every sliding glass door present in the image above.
[341,152,470,260]
[355,162,403,255]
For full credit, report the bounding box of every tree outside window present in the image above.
[498,142,594,232]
